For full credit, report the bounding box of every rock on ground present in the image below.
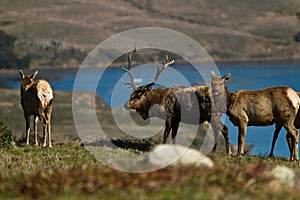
[270,165,296,187]
[147,144,214,168]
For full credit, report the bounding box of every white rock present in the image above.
[270,165,295,187]
[147,144,214,168]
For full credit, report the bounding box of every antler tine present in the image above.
[163,54,174,67]
[121,47,139,89]
[152,55,174,84]
[126,46,139,71]
[121,67,136,88]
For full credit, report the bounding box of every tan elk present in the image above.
[19,69,54,147]
[269,92,300,158]
[210,71,300,160]
[123,49,232,155]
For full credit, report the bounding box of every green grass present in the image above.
[0,142,299,199]
[0,143,98,177]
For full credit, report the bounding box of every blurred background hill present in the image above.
[1,0,300,68]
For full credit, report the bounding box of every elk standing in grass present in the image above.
[19,69,53,147]
[210,71,300,160]
[123,49,232,155]
[269,92,300,158]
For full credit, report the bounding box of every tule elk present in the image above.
[123,49,232,154]
[269,92,300,158]
[19,69,54,147]
[210,71,300,160]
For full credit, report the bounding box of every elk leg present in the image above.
[212,140,219,153]
[211,123,220,153]
[222,125,231,155]
[33,116,39,146]
[284,123,299,161]
[163,117,172,144]
[210,116,221,153]
[292,129,299,161]
[237,123,247,156]
[42,118,47,147]
[47,121,52,148]
[211,132,220,153]
[25,115,30,145]
[286,133,293,158]
[45,109,52,147]
[268,123,282,158]
[211,115,231,155]
[171,121,179,144]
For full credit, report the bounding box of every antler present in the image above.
[121,47,139,90]
[152,55,174,84]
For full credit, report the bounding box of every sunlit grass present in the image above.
[0,141,299,199]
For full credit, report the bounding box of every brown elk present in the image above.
[210,71,300,160]
[269,92,300,158]
[123,49,232,155]
[19,69,54,147]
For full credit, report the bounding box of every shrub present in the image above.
[17,55,31,69]
[294,32,300,43]
[296,12,300,21]
[0,120,14,148]
[0,30,31,69]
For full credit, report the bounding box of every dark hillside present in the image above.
[0,0,300,67]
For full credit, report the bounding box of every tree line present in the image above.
[0,30,31,69]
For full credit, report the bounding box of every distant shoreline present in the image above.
[1,58,299,88]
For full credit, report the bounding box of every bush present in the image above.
[294,32,300,43]
[17,55,31,69]
[0,120,14,148]
[296,12,300,21]
[0,30,31,69]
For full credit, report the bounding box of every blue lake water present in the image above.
[6,62,300,157]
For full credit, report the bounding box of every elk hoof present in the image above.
[227,152,232,156]
[236,153,244,157]
[293,157,299,162]
[268,154,275,158]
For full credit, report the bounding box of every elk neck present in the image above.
[214,85,232,114]
[145,87,170,106]
[21,81,36,93]
[225,86,233,113]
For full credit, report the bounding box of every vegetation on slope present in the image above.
[0,139,299,199]
[1,0,300,68]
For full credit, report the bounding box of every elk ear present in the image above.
[18,69,25,79]
[222,73,231,82]
[31,70,38,79]
[210,71,216,79]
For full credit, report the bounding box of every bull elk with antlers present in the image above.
[122,48,232,154]
[19,69,54,147]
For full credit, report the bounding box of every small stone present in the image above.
[270,165,295,187]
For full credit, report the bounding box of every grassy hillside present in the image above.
[1,0,300,67]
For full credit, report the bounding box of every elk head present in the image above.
[19,69,38,91]
[210,71,231,113]
[122,48,174,119]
